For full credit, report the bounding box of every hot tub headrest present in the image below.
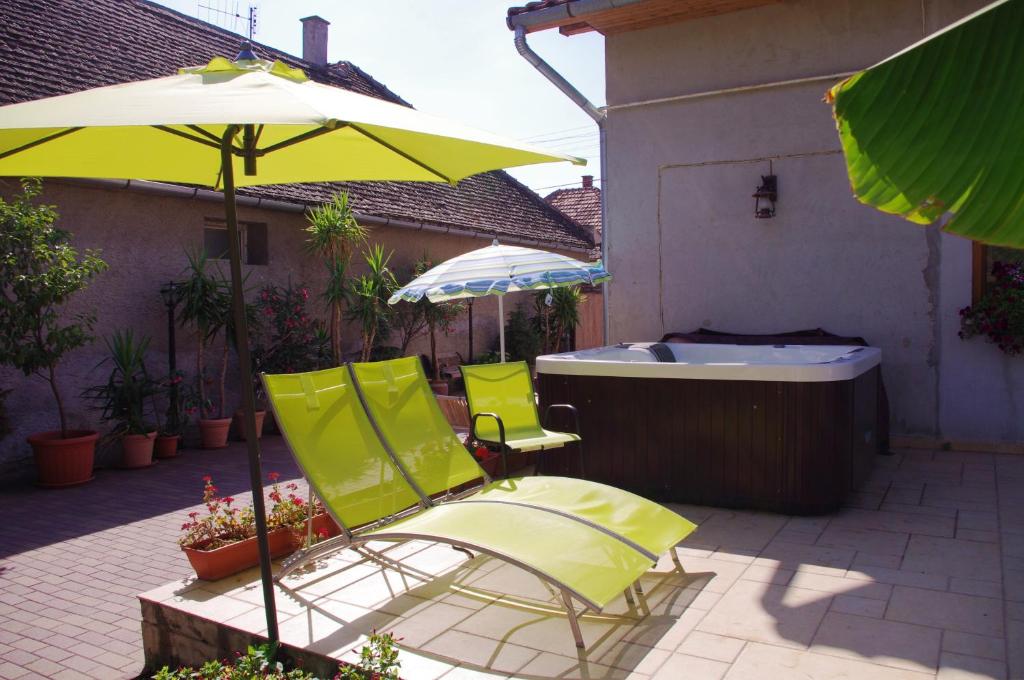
[620,342,676,362]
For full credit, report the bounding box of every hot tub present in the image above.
[536,343,881,514]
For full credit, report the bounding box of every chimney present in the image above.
[582,175,594,189]
[300,16,330,67]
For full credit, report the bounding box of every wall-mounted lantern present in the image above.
[753,165,778,219]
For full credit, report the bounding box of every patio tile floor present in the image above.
[1,441,1023,679]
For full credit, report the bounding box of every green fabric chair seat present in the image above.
[503,429,579,453]
[365,500,652,609]
[470,476,693,560]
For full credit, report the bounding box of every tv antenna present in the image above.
[196,1,259,41]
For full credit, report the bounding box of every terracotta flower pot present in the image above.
[154,435,180,459]
[232,409,266,441]
[198,418,231,449]
[121,432,156,468]
[429,379,449,395]
[28,430,99,488]
[182,528,296,581]
[288,512,343,551]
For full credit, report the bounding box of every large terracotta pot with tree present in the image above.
[0,180,107,487]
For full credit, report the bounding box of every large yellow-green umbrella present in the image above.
[0,53,582,643]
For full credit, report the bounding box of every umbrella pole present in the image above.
[221,128,279,645]
[498,295,505,363]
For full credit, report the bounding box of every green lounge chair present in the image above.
[264,360,696,648]
[462,360,583,477]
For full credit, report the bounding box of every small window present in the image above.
[203,219,268,265]
[972,242,1024,303]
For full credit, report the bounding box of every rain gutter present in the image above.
[510,7,621,344]
[63,177,591,254]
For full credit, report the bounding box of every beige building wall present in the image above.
[602,0,1024,442]
[0,180,569,469]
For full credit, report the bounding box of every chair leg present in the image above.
[561,590,585,649]
[623,587,636,608]
[670,549,686,574]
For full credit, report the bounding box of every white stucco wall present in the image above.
[602,0,1020,442]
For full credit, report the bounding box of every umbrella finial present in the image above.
[236,41,259,62]
[492,238,499,246]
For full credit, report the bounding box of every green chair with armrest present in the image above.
[462,360,583,478]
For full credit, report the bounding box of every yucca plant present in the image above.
[347,245,397,362]
[305,191,368,364]
[82,329,158,436]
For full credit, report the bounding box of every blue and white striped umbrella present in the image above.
[388,240,611,361]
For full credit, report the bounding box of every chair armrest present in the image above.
[471,412,507,449]
[471,412,508,478]
[544,403,581,436]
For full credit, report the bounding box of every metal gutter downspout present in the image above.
[512,22,613,344]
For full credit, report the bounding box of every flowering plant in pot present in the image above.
[960,260,1024,355]
[179,472,338,580]
[82,329,159,469]
[0,180,108,486]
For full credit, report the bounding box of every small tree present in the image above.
[347,245,397,362]
[413,255,464,379]
[534,286,585,354]
[0,180,107,437]
[176,249,229,419]
[391,256,432,355]
[305,192,368,365]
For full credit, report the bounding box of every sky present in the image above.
[151,0,606,196]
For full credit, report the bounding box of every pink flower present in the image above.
[268,471,280,481]
[202,475,212,482]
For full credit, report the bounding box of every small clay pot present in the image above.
[121,432,156,468]
[198,418,232,450]
[429,379,449,395]
[154,434,181,459]
[232,409,266,441]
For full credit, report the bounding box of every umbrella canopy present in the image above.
[0,54,581,645]
[389,240,610,360]
[0,57,581,185]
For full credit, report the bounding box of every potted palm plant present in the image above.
[0,180,107,486]
[83,329,159,468]
[347,244,397,362]
[176,249,232,449]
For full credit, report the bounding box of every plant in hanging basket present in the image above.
[960,261,1024,355]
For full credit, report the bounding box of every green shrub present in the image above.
[502,305,542,363]
[151,633,401,680]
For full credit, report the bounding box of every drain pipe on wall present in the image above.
[511,20,614,344]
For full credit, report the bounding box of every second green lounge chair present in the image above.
[264,357,697,648]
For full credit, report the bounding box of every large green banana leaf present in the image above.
[828,0,1024,247]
